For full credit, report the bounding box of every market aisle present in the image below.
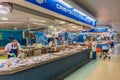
[65,44,120,80]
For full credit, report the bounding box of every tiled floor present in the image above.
[65,44,120,80]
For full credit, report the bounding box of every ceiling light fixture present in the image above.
[0,10,8,14]
[60,21,66,24]
[31,18,46,23]
[0,22,24,24]
[32,22,45,25]
[40,20,46,22]
[0,3,12,14]
[50,25,54,28]
[1,17,8,20]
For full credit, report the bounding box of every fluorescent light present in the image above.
[1,17,8,20]
[60,21,66,24]
[0,10,8,14]
[40,20,46,22]
[0,4,10,14]
[50,25,54,28]
[32,22,45,25]
[30,19,39,21]
[14,28,18,30]
[31,19,46,22]
[0,22,24,24]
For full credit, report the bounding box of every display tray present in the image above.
[0,48,87,75]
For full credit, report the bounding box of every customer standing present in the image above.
[91,38,97,59]
[109,38,114,49]
[109,38,114,53]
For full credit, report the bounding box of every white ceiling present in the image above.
[72,0,120,32]
[86,0,120,22]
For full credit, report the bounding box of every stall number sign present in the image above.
[25,0,96,27]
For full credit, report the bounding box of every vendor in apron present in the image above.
[4,40,21,58]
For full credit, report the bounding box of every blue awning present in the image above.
[89,27,109,32]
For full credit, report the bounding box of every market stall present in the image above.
[89,27,113,53]
[0,1,94,80]
[0,46,90,80]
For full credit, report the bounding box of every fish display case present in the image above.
[0,45,90,80]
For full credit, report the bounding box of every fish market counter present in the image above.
[0,47,90,80]
[78,42,110,48]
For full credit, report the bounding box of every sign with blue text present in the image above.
[25,0,96,27]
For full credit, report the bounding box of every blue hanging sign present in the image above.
[89,27,109,32]
[25,0,96,27]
